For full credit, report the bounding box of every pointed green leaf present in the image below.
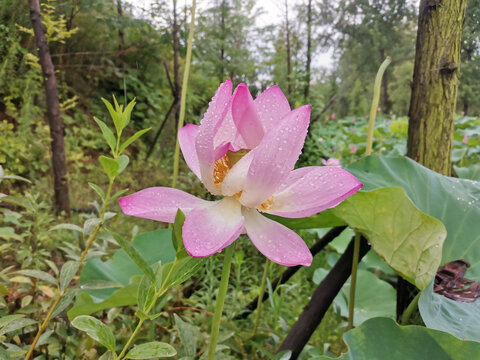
[119,128,151,153]
[60,261,80,292]
[94,117,117,154]
[51,289,78,318]
[49,223,83,233]
[14,270,58,286]
[110,189,129,202]
[0,315,25,329]
[137,275,156,312]
[101,97,121,135]
[117,154,129,175]
[172,209,187,258]
[174,314,196,358]
[112,233,156,284]
[332,187,446,289]
[99,155,119,179]
[89,182,105,201]
[125,341,176,359]
[0,318,37,336]
[71,315,116,352]
[160,257,206,291]
[121,99,136,129]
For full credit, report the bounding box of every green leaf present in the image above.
[0,318,37,336]
[454,164,480,181]
[347,155,480,277]
[119,128,151,153]
[49,223,83,233]
[327,268,396,326]
[0,195,32,209]
[101,97,121,135]
[94,117,117,154]
[174,314,196,358]
[14,270,58,286]
[69,230,175,317]
[172,209,187,258]
[99,155,119,179]
[125,341,176,359]
[137,275,156,312]
[317,317,480,360]
[112,232,156,284]
[78,280,122,290]
[419,281,480,342]
[347,155,480,339]
[121,99,136,129]
[117,154,129,175]
[60,261,80,292]
[160,256,206,291]
[0,227,22,241]
[71,315,116,352]
[0,283,8,295]
[51,289,78,318]
[110,189,129,202]
[89,182,105,201]
[332,188,446,290]
[0,315,25,329]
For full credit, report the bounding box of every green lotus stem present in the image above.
[207,244,235,360]
[365,57,392,156]
[251,259,270,336]
[400,292,421,325]
[348,232,361,330]
[172,0,196,189]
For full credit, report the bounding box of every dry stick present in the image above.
[312,94,338,123]
[277,236,370,360]
[235,226,346,320]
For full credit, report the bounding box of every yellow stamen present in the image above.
[213,154,230,185]
[258,197,274,211]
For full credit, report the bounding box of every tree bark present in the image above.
[116,0,125,51]
[29,0,70,215]
[277,237,370,359]
[304,0,312,102]
[407,0,466,176]
[173,0,181,97]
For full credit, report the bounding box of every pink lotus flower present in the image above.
[463,135,469,145]
[350,144,358,154]
[119,80,362,266]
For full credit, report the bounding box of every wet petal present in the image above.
[119,187,211,223]
[183,197,244,257]
[265,166,363,218]
[239,105,311,207]
[178,124,201,179]
[232,84,265,148]
[196,79,233,194]
[243,208,312,266]
[254,85,291,132]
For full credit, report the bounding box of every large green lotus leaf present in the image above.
[267,209,346,230]
[318,317,480,360]
[80,229,175,301]
[454,164,480,181]
[347,155,480,276]
[332,187,446,289]
[314,268,396,326]
[68,230,175,318]
[419,281,480,342]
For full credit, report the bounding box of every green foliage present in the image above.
[318,317,480,360]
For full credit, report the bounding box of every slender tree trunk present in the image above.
[219,0,226,81]
[285,0,293,104]
[304,0,312,102]
[407,0,466,176]
[117,0,125,51]
[29,0,70,216]
[380,48,391,113]
[173,0,181,97]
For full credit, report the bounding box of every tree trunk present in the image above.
[380,48,391,113]
[285,0,293,104]
[407,0,466,176]
[29,0,70,216]
[219,0,226,81]
[304,0,312,102]
[173,0,181,97]
[116,0,125,51]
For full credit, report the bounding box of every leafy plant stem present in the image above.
[24,294,62,360]
[25,178,115,360]
[117,257,178,359]
[365,56,392,156]
[251,259,270,337]
[348,232,361,330]
[171,0,196,189]
[400,292,421,325]
[207,244,235,360]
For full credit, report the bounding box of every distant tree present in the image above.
[28,0,70,215]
